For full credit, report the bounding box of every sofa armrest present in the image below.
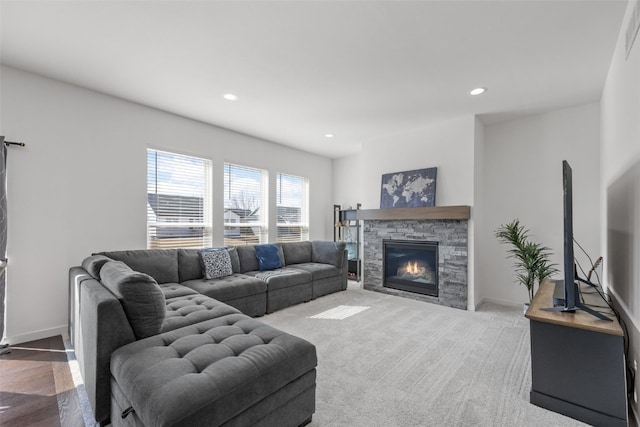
[311,241,346,268]
[80,279,136,425]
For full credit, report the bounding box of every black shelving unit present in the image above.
[333,204,361,281]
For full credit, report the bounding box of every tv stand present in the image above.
[543,299,613,321]
[526,280,627,426]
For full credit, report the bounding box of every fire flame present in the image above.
[405,261,419,274]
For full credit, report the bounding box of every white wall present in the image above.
[479,103,601,306]
[358,116,476,209]
[333,116,478,307]
[601,0,640,418]
[332,152,364,210]
[0,66,334,344]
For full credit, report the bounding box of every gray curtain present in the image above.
[0,136,6,343]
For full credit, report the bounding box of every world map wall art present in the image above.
[380,167,437,209]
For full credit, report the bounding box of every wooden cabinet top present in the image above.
[525,279,623,336]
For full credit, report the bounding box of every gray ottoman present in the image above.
[248,268,312,313]
[110,313,317,427]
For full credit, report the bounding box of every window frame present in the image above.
[276,172,309,243]
[146,148,212,249]
[223,162,268,246]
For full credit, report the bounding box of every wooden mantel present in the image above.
[357,205,470,221]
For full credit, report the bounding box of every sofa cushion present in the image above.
[178,248,241,282]
[248,267,312,292]
[158,283,199,299]
[81,254,113,279]
[226,247,241,273]
[162,294,241,332]
[181,274,267,302]
[236,245,259,273]
[177,249,202,282]
[236,244,285,273]
[282,241,312,265]
[110,314,317,427]
[200,249,233,279]
[311,241,346,269]
[254,244,283,271]
[97,249,179,284]
[100,261,166,339]
[290,263,341,281]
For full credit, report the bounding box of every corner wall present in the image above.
[0,66,333,344]
[601,0,640,418]
[479,103,601,306]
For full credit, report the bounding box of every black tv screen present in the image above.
[549,160,610,320]
[562,160,578,309]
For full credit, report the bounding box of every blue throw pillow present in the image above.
[254,244,282,271]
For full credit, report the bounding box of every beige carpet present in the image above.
[260,282,587,427]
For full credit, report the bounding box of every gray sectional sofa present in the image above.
[69,241,347,427]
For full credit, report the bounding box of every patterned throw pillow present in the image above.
[200,249,233,280]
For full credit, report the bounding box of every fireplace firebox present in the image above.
[383,239,438,297]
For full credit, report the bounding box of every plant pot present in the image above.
[523,302,530,315]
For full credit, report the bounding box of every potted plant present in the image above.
[494,219,558,306]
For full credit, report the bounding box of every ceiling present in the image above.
[0,1,628,159]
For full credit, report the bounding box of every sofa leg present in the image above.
[299,415,312,426]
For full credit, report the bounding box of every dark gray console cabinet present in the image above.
[526,280,627,426]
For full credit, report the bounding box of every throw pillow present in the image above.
[200,249,233,279]
[254,244,283,271]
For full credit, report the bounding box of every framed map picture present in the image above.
[380,167,437,208]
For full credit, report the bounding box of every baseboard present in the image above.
[3,325,68,346]
[477,297,522,309]
[468,298,481,311]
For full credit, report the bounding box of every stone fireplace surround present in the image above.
[359,206,469,310]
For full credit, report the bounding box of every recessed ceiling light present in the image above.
[470,87,487,96]
[223,93,238,101]
[325,133,335,138]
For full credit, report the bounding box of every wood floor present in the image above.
[0,335,86,427]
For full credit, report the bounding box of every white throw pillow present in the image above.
[200,249,233,279]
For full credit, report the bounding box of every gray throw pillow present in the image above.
[200,249,233,279]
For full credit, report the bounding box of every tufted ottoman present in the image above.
[110,313,317,427]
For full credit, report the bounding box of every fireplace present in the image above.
[383,239,438,297]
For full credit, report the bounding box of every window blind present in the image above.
[276,173,309,243]
[147,149,212,249]
[224,163,267,245]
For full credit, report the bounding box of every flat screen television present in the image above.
[543,160,611,321]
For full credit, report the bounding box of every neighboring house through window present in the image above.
[147,149,212,249]
[277,173,309,243]
[224,163,267,246]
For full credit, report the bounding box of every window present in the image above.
[276,173,308,243]
[224,163,267,246]
[147,149,212,249]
